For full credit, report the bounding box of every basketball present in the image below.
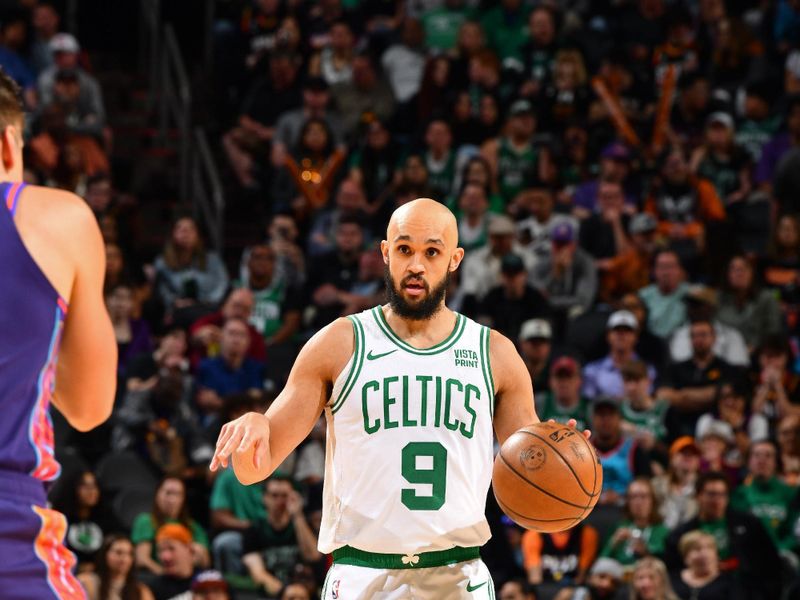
[492,421,602,532]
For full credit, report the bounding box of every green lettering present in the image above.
[460,384,479,439]
[362,380,380,434]
[417,375,431,427]
[434,376,442,427]
[402,375,416,427]
[383,376,399,429]
[444,378,461,431]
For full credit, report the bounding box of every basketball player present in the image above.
[211,198,580,599]
[0,71,117,598]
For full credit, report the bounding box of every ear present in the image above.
[1,125,17,173]
[449,247,465,272]
[380,239,389,264]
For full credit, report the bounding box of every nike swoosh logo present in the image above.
[366,349,398,360]
[467,581,487,593]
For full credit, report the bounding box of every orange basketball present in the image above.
[492,421,602,532]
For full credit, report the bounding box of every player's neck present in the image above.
[381,303,456,342]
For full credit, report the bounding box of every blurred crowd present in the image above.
[4,0,800,598]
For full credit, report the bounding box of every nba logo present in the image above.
[331,579,341,599]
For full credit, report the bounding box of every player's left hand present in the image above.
[548,418,591,440]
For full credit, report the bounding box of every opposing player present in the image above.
[0,71,117,598]
[211,198,572,599]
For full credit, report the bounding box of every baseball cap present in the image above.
[551,356,579,377]
[551,222,575,244]
[191,570,228,592]
[706,111,734,130]
[501,253,526,275]
[590,557,624,581]
[155,523,193,545]
[670,435,700,457]
[685,284,718,308]
[699,419,734,444]
[593,395,621,412]
[601,142,632,162]
[509,99,534,116]
[488,214,515,236]
[607,310,638,330]
[50,33,79,54]
[629,213,657,235]
[520,319,552,340]
[304,76,329,92]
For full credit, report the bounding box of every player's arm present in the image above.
[490,330,539,447]
[210,317,354,483]
[51,193,117,431]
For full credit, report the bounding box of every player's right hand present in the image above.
[209,411,270,473]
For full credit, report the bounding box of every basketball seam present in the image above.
[495,496,580,532]
[517,430,600,498]
[497,453,588,509]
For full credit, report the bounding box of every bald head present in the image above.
[387,198,459,250]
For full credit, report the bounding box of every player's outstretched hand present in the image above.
[547,418,591,440]
[209,411,271,484]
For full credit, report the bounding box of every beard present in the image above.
[384,265,450,321]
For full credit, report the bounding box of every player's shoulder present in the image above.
[297,316,358,377]
[487,328,517,358]
[486,328,527,386]
[21,185,97,238]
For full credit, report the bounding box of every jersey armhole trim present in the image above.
[331,316,365,414]
[480,326,495,418]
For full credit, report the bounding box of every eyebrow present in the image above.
[393,235,445,246]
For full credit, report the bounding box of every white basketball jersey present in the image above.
[318,306,496,554]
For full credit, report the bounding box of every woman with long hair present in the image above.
[153,216,229,326]
[106,283,152,377]
[671,531,736,599]
[131,477,210,575]
[79,535,154,600]
[651,437,700,529]
[630,557,679,600]
[717,254,783,351]
[601,478,669,569]
[762,214,800,322]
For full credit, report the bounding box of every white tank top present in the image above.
[317,306,496,554]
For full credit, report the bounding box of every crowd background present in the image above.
[3,0,800,598]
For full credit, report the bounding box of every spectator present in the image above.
[0,16,36,103]
[453,182,492,252]
[620,360,669,455]
[498,578,536,600]
[619,293,668,371]
[51,66,105,139]
[535,356,590,431]
[460,214,535,305]
[263,212,306,289]
[664,472,781,599]
[735,81,781,165]
[696,380,768,461]
[668,285,749,367]
[552,557,625,600]
[583,311,655,401]
[776,415,800,486]
[308,21,355,86]
[348,117,401,213]
[330,53,395,142]
[644,146,725,270]
[479,0,530,64]
[153,216,229,327]
[518,6,558,98]
[52,470,120,568]
[30,3,60,75]
[307,177,370,257]
[755,95,800,197]
[521,523,599,587]
[475,253,550,339]
[125,329,189,392]
[530,222,597,324]
[242,476,321,598]
[761,213,800,310]
[132,478,210,576]
[148,524,198,600]
[660,318,738,439]
[579,180,631,265]
[731,439,796,552]
[189,288,267,368]
[422,118,460,201]
[696,420,740,483]
[190,570,229,600]
[222,50,303,189]
[652,437,700,530]
[629,557,679,600]
[106,283,152,377]
[279,582,313,600]
[518,318,554,393]
[482,100,551,204]
[571,142,639,218]
[601,478,669,569]
[38,33,105,132]
[716,254,783,351]
[513,184,577,251]
[420,0,469,53]
[195,318,265,428]
[592,396,653,506]
[238,243,302,348]
[639,251,689,341]
[78,534,154,600]
[751,335,800,427]
[670,531,739,600]
[600,213,659,303]
[381,18,426,111]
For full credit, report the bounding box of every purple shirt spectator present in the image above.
[582,355,656,399]
[755,132,792,185]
